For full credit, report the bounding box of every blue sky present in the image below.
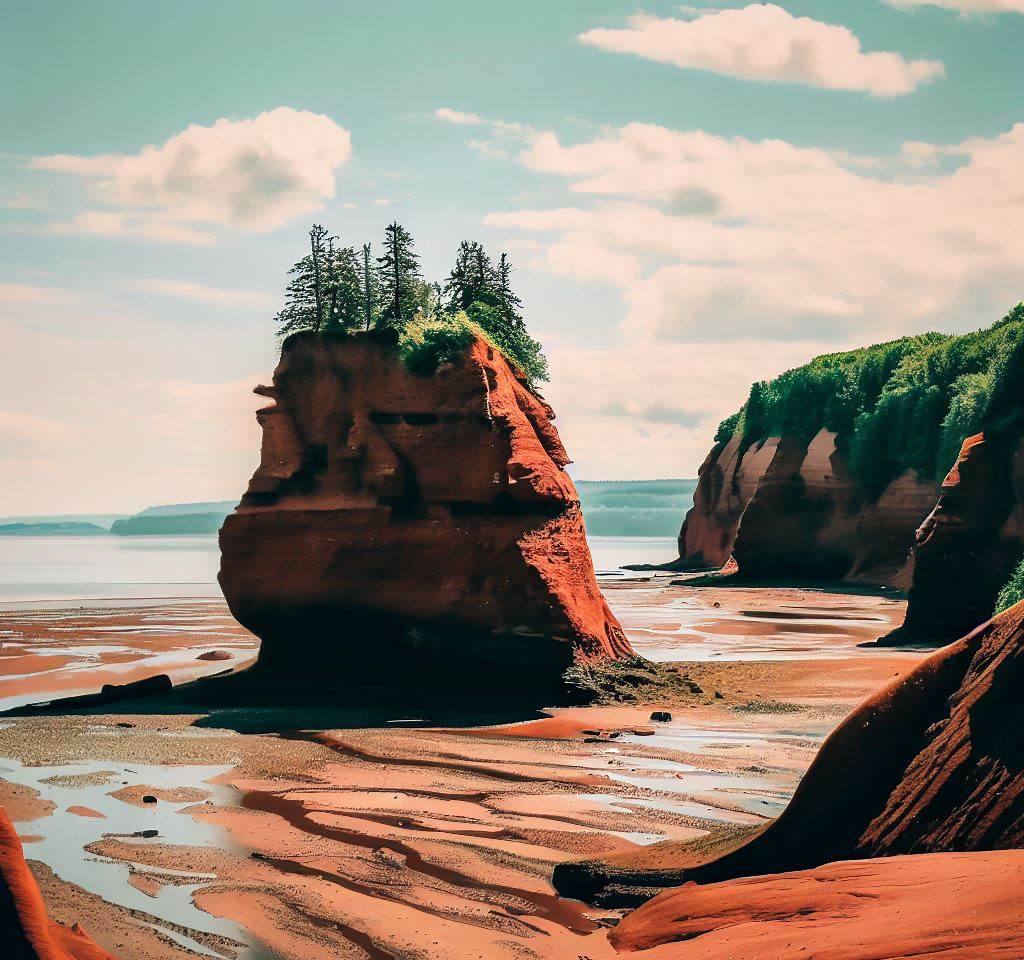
[2,0,1023,512]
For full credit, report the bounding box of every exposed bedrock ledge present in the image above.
[218,331,634,697]
[677,428,939,587]
[553,600,1024,907]
[880,430,1024,647]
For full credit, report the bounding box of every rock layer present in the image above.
[883,431,1024,646]
[611,850,1024,960]
[677,429,938,586]
[219,331,633,694]
[0,809,116,960]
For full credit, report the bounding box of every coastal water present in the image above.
[0,535,678,605]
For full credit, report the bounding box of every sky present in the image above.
[2,0,1023,514]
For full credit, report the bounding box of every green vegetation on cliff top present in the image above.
[717,303,1024,496]
[996,559,1024,615]
[275,223,548,387]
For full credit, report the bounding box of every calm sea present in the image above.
[0,535,678,605]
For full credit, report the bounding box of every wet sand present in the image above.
[0,577,922,960]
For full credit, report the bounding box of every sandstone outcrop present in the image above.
[610,850,1024,959]
[677,428,938,586]
[219,331,633,694]
[558,600,1024,904]
[882,431,1024,646]
[0,809,116,960]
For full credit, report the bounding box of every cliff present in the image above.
[881,431,1024,646]
[556,600,1024,905]
[674,307,1024,599]
[218,331,633,696]
[0,809,116,960]
[677,428,937,586]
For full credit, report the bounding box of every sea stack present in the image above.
[219,330,633,696]
[882,430,1024,646]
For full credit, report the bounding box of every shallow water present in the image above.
[1,757,248,956]
[0,535,677,604]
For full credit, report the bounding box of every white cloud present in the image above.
[0,282,78,305]
[131,279,275,306]
[30,107,353,243]
[434,107,486,125]
[546,238,641,288]
[579,5,945,97]
[542,337,833,479]
[486,121,1024,342]
[372,198,391,207]
[884,0,1024,11]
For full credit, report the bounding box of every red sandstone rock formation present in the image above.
[676,434,779,571]
[0,809,116,960]
[611,850,1024,959]
[883,431,1024,646]
[219,331,633,691]
[677,429,938,585]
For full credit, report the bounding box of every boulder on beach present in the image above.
[0,808,117,960]
[219,330,634,696]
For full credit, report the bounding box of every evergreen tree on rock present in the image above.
[377,222,421,329]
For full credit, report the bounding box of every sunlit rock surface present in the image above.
[219,331,633,696]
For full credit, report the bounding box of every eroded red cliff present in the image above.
[678,428,938,586]
[218,331,633,694]
[883,431,1024,646]
[0,809,116,960]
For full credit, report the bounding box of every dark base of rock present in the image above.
[552,827,758,907]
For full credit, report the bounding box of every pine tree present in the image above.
[321,240,364,331]
[376,222,421,329]
[444,240,498,312]
[275,224,332,337]
[496,252,523,324]
[361,243,375,330]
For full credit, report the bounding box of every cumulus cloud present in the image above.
[541,337,832,479]
[434,107,486,125]
[30,107,352,243]
[486,121,1024,342]
[579,5,945,97]
[884,0,1024,11]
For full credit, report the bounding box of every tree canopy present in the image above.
[273,222,548,386]
[715,303,1024,496]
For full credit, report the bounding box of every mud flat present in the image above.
[0,578,921,959]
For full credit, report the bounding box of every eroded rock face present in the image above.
[218,331,633,693]
[677,434,780,571]
[0,809,116,960]
[677,429,939,586]
[883,431,1024,646]
[610,850,1024,960]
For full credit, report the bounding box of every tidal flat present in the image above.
[0,576,920,960]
